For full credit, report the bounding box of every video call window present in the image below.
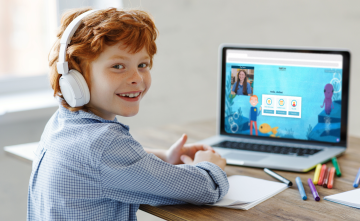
[231,66,254,97]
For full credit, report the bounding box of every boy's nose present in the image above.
[128,69,143,84]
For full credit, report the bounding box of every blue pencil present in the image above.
[353,168,360,188]
[296,177,307,200]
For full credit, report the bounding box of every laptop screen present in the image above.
[222,48,349,144]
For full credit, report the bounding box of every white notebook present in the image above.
[209,175,288,210]
[324,188,360,209]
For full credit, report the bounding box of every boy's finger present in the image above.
[172,134,188,149]
[184,143,206,151]
[180,155,193,164]
[185,143,214,152]
[203,145,215,153]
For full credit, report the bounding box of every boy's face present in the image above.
[250,97,258,107]
[87,42,151,120]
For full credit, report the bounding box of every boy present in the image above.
[27,8,228,221]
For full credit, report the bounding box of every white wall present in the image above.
[118,0,360,139]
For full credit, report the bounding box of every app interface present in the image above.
[224,50,343,143]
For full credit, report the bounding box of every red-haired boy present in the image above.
[27,8,228,220]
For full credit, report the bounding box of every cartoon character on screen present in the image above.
[320,83,334,115]
[248,95,262,135]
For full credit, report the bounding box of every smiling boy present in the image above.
[27,8,228,221]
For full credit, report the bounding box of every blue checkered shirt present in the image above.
[27,104,229,220]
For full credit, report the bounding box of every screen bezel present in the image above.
[219,45,350,147]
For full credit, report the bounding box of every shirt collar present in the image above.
[58,102,130,130]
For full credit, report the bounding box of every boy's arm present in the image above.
[100,135,229,206]
[144,148,167,162]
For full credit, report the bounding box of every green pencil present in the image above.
[332,157,342,177]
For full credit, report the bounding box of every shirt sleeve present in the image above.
[232,83,236,92]
[99,133,229,206]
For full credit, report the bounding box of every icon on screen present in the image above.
[291,100,297,107]
[279,99,285,106]
[266,98,272,105]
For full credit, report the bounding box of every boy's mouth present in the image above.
[116,91,141,102]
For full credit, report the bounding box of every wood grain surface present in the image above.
[133,119,360,221]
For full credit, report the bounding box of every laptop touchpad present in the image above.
[223,153,268,162]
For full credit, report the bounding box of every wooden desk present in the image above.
[4,119,360,220]
[131,120,360,221]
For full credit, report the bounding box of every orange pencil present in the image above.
[318,164,327,186]
[327,167,336,189]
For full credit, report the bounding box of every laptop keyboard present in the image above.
[212,141,323,157]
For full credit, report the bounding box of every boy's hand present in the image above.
[181,150,227,171]
[166,134,215,165]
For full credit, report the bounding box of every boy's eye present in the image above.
[112,64,124,69]
[138,63,148,68]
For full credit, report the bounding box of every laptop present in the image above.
[198,44,350,172]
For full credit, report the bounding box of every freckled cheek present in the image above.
[142,73,152,96]
[92,71,117,98]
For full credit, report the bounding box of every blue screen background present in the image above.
[224,62,342,143]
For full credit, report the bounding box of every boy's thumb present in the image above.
[178,134,188,146]
[180,155,193,165]
[171,134,188,150]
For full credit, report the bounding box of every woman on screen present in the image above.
[231,69,252,96]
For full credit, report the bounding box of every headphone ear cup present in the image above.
[71,70,90,104]
[59,69,90,107]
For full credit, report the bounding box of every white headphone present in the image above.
[57,9,99,107]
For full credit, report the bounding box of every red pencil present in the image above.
[318,164,327,186]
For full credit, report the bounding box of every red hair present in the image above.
[250,95,258,101]
[49,7,158,112]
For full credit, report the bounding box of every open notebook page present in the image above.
[324,188,360,208]
[209,175,288,209]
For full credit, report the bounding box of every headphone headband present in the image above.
[57,9,99,75]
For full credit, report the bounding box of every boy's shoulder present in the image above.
[42,105,142,166]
